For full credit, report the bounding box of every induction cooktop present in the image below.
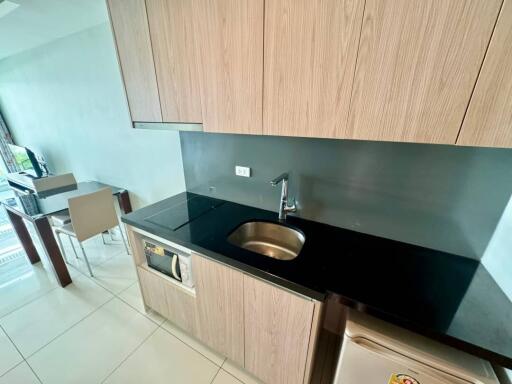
[145,195,224,231]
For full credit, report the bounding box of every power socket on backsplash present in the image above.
[235,165,251,177]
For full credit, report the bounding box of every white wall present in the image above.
[0,22,186,209]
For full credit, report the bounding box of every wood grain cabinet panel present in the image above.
[107,0,162,122]
[193,254,244,365]
[163,279,198,335]
[244,275,316,384]
[145,0,203,123]
[263,0,365,138]
[138,266,198,335]
[193,0,264,134]
[137,266,169,318]
[347,0,502,144]
[457,0,512,148]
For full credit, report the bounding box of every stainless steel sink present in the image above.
[227,221,305,260]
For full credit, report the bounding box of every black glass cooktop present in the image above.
[145,195,224,231]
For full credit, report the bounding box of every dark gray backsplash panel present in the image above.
[179,132,512,259]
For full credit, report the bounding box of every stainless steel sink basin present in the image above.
[227,221,305,260]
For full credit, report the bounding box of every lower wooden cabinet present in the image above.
[163,277,197,335]
[193,254,245,366]
[130,225,322,384]
[137,266,169,318]
[137,266,197,334]
[244,274,322,384]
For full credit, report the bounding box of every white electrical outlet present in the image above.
[235,165,251,177]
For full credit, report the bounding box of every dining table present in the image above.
[1,181,132,287]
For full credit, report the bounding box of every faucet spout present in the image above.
[270,172,289,187]
[270,173,297,221]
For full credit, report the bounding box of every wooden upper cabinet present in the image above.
[263,0,365,138]
[193,0,264,134]
[458,0,512,148]
[193,254,244,366]
[107,0,162,122]
[347,0,502,144]
[145,0,202,123]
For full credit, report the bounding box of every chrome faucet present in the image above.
[270,173,297,221]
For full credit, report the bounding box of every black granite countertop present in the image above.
[122,192,512,369]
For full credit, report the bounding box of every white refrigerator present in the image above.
[334,309,499,384]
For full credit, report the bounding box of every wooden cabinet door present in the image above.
[244,275,316,384]
[163,279,198,335]
[263,0,365,138]
[347,0,501,144]
[145,0,203,123]
[193,0,264,134]
[457,0,512,148]
[137,267,169,317]
[138,266,197,335]
[107,0,162,122]
[193,254,244,365]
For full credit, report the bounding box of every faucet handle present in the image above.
[286,197,297,213]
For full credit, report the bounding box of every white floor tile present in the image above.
[0,327,22,376]
[95,253,136,279]
[222,360,264,384]
[0,363,40,384]
[27,298,157,384]
[88,253,136,294]
[161,320,226,366]
[0,262,59,319]
[91,275,136,295]
[213,370,244,384]
[0,274,113,357]
[104,328,219,384]
[117,283,165,325]
[61,237,125,270]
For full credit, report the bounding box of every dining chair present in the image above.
[53,187,129,276]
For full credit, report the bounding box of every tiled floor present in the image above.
[0,231,265,384]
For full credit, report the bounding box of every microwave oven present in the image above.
[142,238,194,288]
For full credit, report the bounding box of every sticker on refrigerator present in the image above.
[389,374,420,384]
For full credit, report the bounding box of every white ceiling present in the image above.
[0,0,108,60]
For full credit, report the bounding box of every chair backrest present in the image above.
[68,187,118,242]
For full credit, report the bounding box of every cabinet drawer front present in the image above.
[244,275,315,384]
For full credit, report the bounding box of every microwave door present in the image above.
[171,255,182,281]
[150,253,168,274]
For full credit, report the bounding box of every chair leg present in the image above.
[68,235,79,259]
[55,232,68,263]
[118,225,130,255]
[79,242,94,277]
[109,229,114,241]
[101,232,107,245]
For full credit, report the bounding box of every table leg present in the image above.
[6,209,41,264]
[117,190,132,214]
[34,217,72,287]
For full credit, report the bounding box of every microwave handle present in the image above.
[171,256,180,280]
